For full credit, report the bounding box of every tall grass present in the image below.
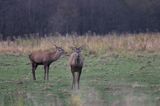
[0,33,160,55]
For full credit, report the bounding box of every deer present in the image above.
[69,47,83,89]
[29,45,64,80]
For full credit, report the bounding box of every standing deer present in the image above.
[69,47,83,89]
[29,45,64,80]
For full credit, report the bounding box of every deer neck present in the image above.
[76,53,81,64]
[51,50,62,61]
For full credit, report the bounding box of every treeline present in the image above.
[0,0,160,38]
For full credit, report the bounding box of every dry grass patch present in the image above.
[0,33,160,55]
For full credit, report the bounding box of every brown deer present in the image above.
[29,45,64,80]
[69,47,83,89]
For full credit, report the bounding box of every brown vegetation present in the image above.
[0,33,160,55]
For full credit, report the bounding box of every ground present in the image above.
[0,53,160,106]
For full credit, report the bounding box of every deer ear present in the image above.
[78,46,82,51]
[54,44,58,49]
[80,45,85,49]
[69,46,75,51]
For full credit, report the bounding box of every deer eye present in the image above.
[59,49,62,51]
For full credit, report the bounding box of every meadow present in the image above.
[0,33,160,106]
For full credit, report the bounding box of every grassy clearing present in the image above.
[0,53,160,106]
[1,34,160,105]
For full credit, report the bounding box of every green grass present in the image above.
[0,53,160,106]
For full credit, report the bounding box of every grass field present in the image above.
[0,52,160,106]
[0,34,160,106]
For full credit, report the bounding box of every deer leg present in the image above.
[71,71,75,89]
[44,65,46,80]
[32,63,37,80]
[77,70,82,89]
[44,65,49,80]
[46,65,50,80]
[44,65,48,80]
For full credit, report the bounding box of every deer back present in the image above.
[29,50,57,64]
